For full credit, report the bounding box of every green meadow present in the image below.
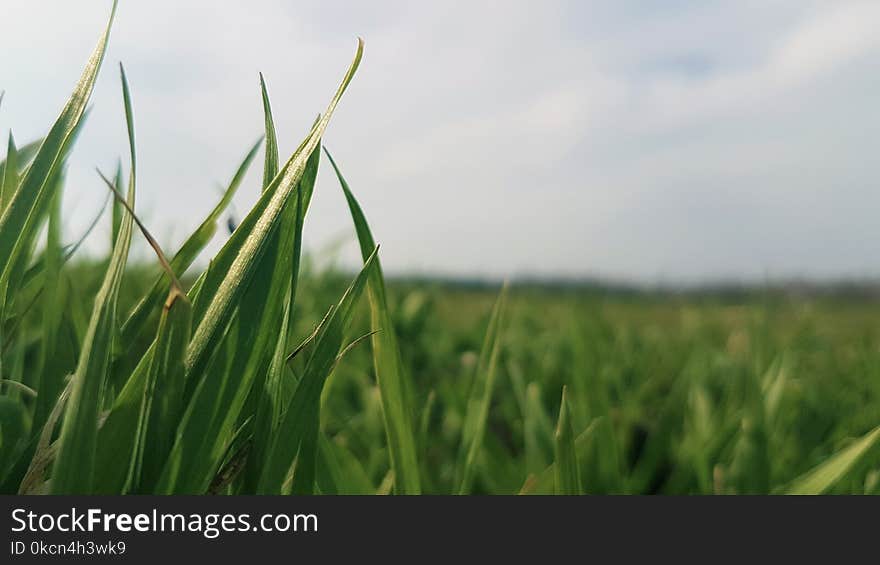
[1,3,878,495]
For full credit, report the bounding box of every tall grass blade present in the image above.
[325,148,422,494]
[244,99,308,490]
[257,248,378,494]
[259,73,279,190]
[241,75,290,491]
[158,146,318,494]
[183,39,362,386]
[0,0,117,284]
[51,58,134,494]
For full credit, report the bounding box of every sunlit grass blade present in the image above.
[325,148,422,494]
[118,137,261,350]
[184,39,362,389]
[242,75,293,490]
[245,186,308,491]
[159,144,318,494]
[785,425,880,494]
[51,58,134,494]
[1,163,63,318]
[0,0,117,284]
[456,283,508,494]
[144,65,342,491]
[2,116,90,353]
[257,248,378,494]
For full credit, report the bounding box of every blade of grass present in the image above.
[0,137,42,218]
[119,138,262,350]
[257,248,378,494]
[316,435,375,494]
[1,162,66,317]
[554,386,582,494]
[111,160,124,247]
[184,39,362,387]
[521,419,600,494]
[325,148,422,494]
[132,295,192,492]
[456,283,508,494]
[259,73,279,190]
[232,99,303,484]
[150,47,362,493]
[0,0,116,284]
[19,190,111,291]
[91,343,153,492]
[241,74,289,490]
[208,416,254,494]
[159,145,318,494]
[0,138,42,183]
[32,180,65,429]
[0,132,18,213]
[786,425,880,495]
[96,164,192,492]
[51,58,133,494]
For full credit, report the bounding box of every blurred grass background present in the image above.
[18,259,878,493]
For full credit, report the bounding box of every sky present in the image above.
[1,1,879,284]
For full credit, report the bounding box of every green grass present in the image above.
[1,5,879,494]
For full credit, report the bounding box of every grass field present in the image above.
[1,3,879,494]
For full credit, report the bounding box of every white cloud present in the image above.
[1,0,879,282]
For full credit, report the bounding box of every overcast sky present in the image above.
[2,1,879,283]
